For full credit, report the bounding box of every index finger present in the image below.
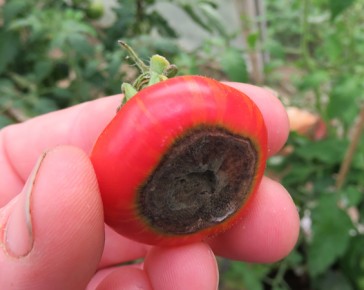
[0,83,289,203]
[0,95,120,203]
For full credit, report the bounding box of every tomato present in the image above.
[90,75,268,246]
[86,0,104,19]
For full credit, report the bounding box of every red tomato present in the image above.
[90,75,267,246]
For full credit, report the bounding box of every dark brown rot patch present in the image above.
[137,126,258,235]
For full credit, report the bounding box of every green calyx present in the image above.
[118,41,178,105]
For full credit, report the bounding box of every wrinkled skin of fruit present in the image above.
[90,75,268,246]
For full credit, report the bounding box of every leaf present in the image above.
[285,249,303,266]
[180,3,213,33]
[327,77,363,126]
[0,115,13,129]
[294,138,347,164]
[298,70,329,90]
[33,98,58,115]
[329,0,356,20]
[34,60,54,82]
[50,87,73,102]
[322,33,343,63]
[62,19,96,36]
[307,195,353,276]
[282,165,315,186]
[220,47,249,82]
[223,261,271,290]
[339,186,363,207]
[50,16,96,50]
[2,0,29,24]
[8,16,37,31]
[352,146,364,170]
[67,33,94,56]
[0,79,19,101]
[247,32,259,50]
[341,236,364,289]
[180,2,228,38]
[174,53,199,75]
[199,2,228,38]
[316,270,353,290]
[0,31,20,74]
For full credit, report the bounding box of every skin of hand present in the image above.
[0,83,299,290]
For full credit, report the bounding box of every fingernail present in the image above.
[4,152,47,258]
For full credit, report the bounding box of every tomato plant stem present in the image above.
[1,104,28,123]
[336,104,364,190]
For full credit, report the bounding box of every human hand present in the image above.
[0,83,299,289]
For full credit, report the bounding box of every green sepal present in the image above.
[150,55,170,74]
[118,41,179,106]
[133,73,150,91]
[148,71,160,86]
[121,83,138,104]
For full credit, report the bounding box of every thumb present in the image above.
[0,146,105,290]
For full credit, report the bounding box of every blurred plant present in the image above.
[0,0,247,127]
[1,2,102,124]
[220,0,364,289]
[175,36,249,83]
[4,0,364,289]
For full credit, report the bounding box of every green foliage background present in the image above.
[1,0,364,289]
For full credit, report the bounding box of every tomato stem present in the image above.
[118,40,149,73]
[118,40,178,105]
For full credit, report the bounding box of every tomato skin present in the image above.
[90,75,267,246]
